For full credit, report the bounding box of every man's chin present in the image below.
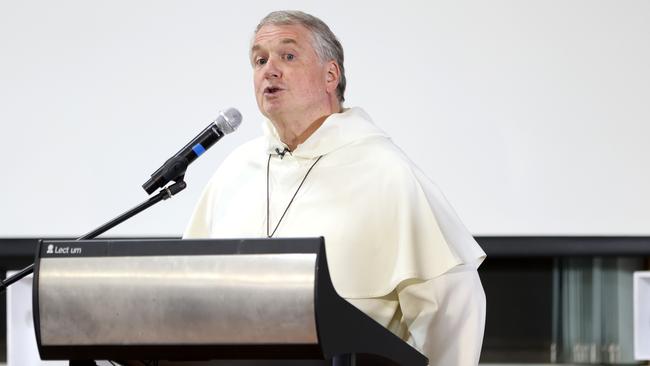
[261,105,287,121]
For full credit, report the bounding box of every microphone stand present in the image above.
[0,179,187,293]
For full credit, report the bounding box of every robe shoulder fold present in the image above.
[311,136,485,298]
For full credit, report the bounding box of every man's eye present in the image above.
[285,53,295,61]
[255,58,267,66]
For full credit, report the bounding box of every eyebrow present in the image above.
[251,38,299,53]
[280,38,298,46]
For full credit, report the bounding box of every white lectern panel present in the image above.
[634,271,650,360]
[6,272,66,366]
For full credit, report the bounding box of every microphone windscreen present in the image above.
[216,108,243,134]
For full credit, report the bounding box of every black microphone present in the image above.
[275,147,290,159]
[142,108,243,194]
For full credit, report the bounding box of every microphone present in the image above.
[142,108,243,194]
[275,147,290,159]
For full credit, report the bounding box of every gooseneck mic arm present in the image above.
[0,180,187,292]
[0,108,243,293]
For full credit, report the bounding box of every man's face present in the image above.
[251,24,333,123]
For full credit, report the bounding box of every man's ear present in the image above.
[325,61,340,93]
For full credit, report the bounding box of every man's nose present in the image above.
[263,58,281,79]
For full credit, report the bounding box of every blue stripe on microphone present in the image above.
[192,144,206,156]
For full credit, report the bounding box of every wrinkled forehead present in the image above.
[250,24,315,55]
[251,38,298,55]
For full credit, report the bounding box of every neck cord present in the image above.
[266,153,323,238]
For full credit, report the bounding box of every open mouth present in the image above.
[264,86,283,95]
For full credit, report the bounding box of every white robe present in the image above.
[184,107,486,365]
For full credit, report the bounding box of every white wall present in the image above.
[1,0,649,237]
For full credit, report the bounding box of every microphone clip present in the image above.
[275,147,290,159]
[142,156,189,195]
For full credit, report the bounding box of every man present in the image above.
[185,10,486,365]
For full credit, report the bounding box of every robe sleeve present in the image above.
[397,262,486,366]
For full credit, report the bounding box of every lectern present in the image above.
[33,238,428,365]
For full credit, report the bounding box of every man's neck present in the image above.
[276,115,326,150]
[273,104,342,151]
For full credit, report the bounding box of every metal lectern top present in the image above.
[33,238,427,365]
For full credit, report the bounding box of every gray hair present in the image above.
[254,10,346,103]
